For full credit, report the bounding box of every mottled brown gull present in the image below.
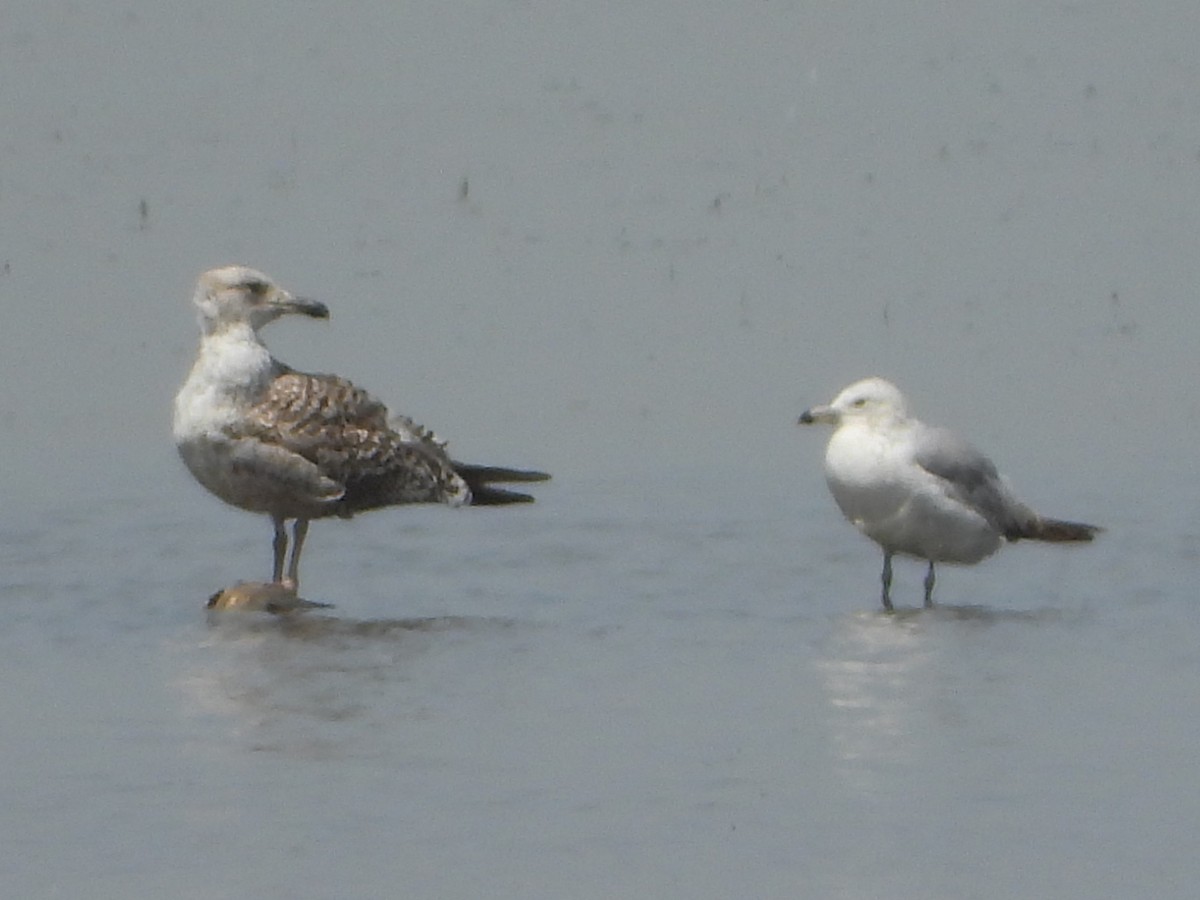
[173,265,549,590]
[798,377,1100,611]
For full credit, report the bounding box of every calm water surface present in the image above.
[2,474,1195,899]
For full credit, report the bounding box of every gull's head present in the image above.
[193,265,329,336]
[798,377,909,428]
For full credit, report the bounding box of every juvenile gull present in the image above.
[174,265,549,590]
[798,377,1099,610]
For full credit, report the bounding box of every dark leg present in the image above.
[284,518,310,590]
[271,516,288,583]
[880,551,894,612]
[923,561,936,608]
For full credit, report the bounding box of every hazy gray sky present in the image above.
[3,1,1198,513]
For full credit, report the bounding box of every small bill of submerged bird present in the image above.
[206,581,334,615]
[798,376,1101,611]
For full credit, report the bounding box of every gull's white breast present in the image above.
[823,420,1002,564]
[173,331,293,514]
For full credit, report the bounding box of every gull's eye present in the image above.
[245,280,269,297]
[851,397,867,408]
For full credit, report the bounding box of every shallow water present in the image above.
[3,475,1196,899]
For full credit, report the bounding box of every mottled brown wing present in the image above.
[236,371,470,512]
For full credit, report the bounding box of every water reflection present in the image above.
[176,610,517,757]
[203,609,496,639]
[814,603,1067,793]
[815,610,931,794]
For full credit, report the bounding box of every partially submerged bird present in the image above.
[174,265,550,590]
[798,377,1099,610]
[206,581,332,614]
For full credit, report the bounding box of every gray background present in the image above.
[4,1,1196,507]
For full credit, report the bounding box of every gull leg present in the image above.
[271,516,288,583]
[923,561,936,608]
[283,518,310,590]
[880,551,894,612]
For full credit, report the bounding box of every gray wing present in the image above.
[912,425,1036,537]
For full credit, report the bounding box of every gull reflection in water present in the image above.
[815,610,933,793]
[814,604,1058,794]
[176,587,515,758]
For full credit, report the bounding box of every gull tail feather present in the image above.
[1020,517,1103,543]
[454,462,551,506]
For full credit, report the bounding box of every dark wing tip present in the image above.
[453,463,550,483]
[453,462,550,505]
[1034,518,1103,542]
[468,486,540,505]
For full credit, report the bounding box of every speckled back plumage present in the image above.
[228,369,471,516]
